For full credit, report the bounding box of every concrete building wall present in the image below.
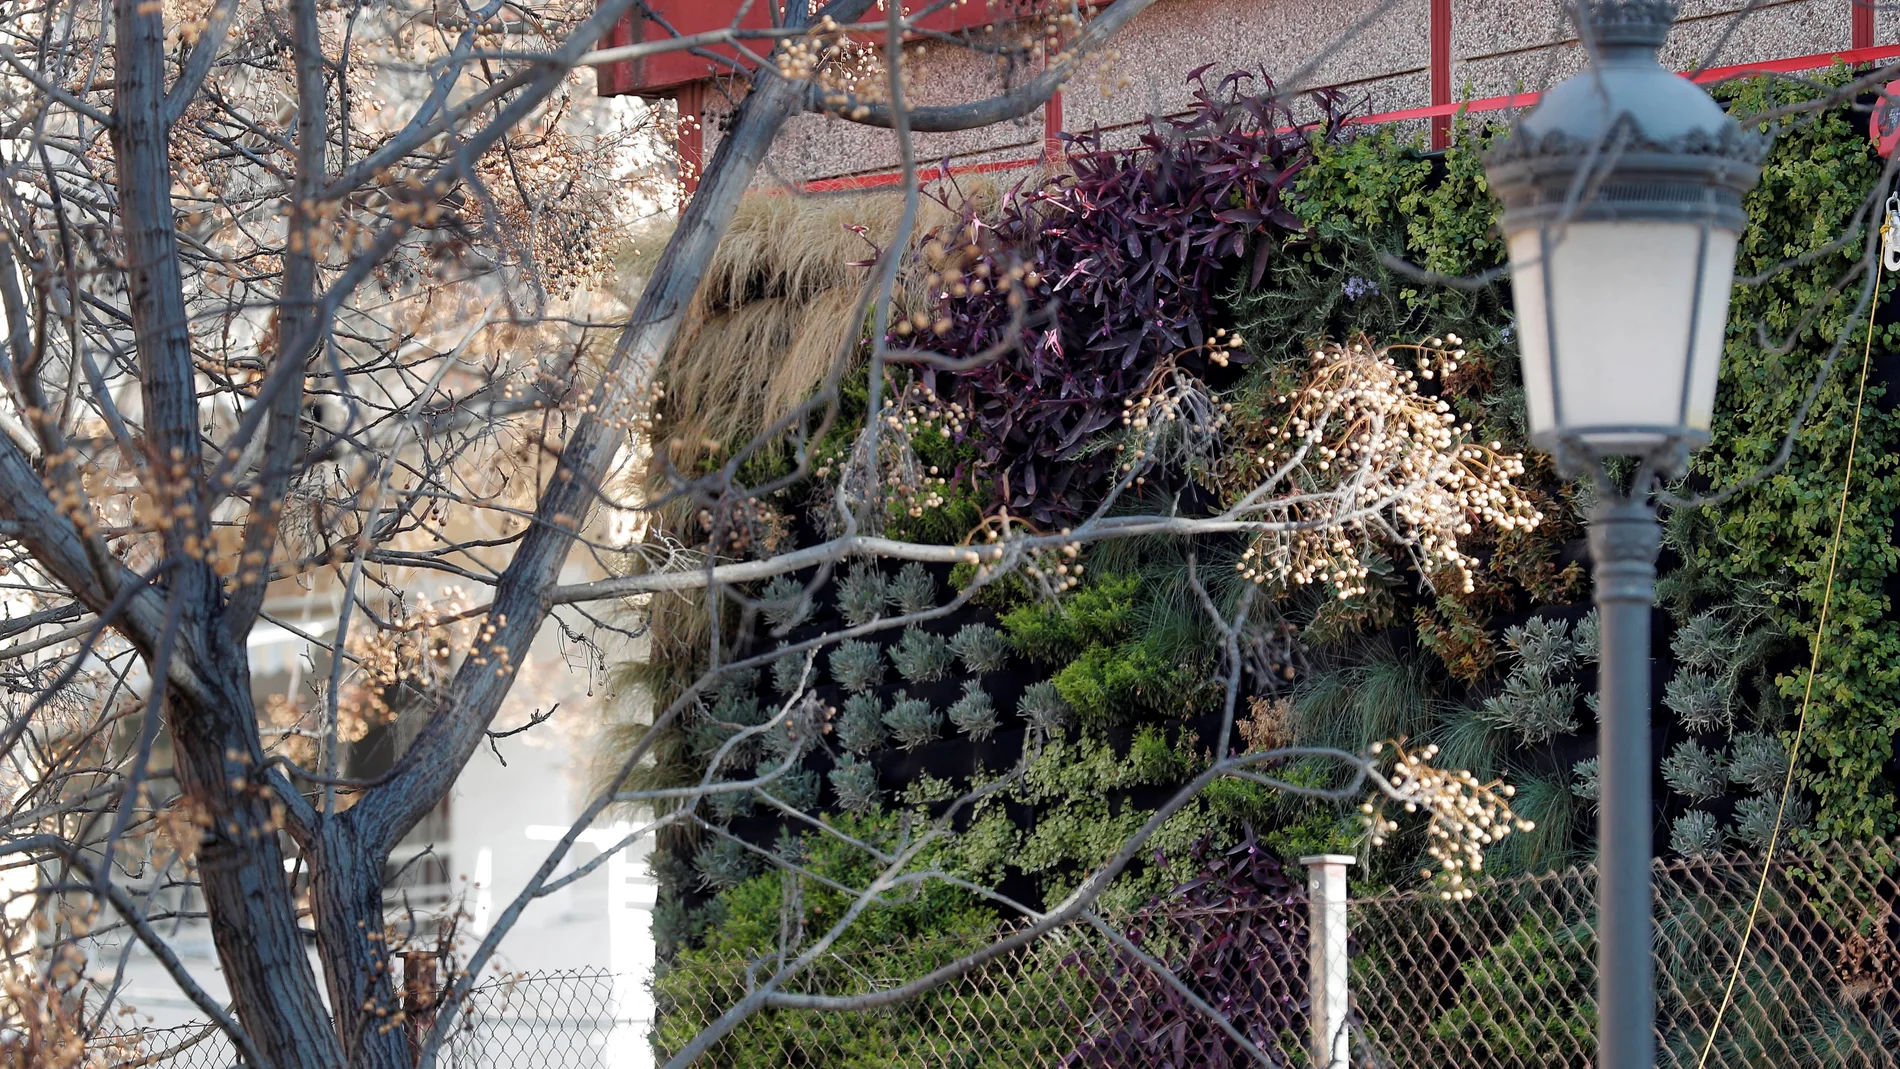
[693,0,1869,187]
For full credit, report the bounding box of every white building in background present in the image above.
[104,568,659,1069]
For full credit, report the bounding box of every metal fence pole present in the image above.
[1302,853,1355,1069]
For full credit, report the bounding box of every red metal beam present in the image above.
[794,40,1900,194]
[1429,0,1452,150]
[1854,0,1875,50]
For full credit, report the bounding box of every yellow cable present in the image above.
[1691,227,1884,1068]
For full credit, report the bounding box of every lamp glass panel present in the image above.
[1507,221,1715,452]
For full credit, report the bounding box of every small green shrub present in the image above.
[1664,669,1731,734]
[948,623,1011,673]
[693,838,758,891]
[1428,912,1596,1063]
[827,639,885,694]
[889,562,938,615]
[1570,757,1599,803]
[1662,739,1727,801]
[947,681,999,741]
[758,575,810,630]
[829,756,881,813]
[835,693,887,755]
[836,564,887,627]
[1731,793,1810,849]
[1018,681,1071,737]
[1727,733,1788,794]
[1671,810,1720,858]
[884,695,942,750]
[891,629,953,684]
[760,767,820,811]
[770,651,807,696]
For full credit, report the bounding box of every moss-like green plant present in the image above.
[948,623,1011,674]
[947,680,999,741]
[891,628,952,684]
[1727,733,1788,794]
[1019,680,1071,737]
[758,575,810,630]
[1670,810,1720,858]
[889,562,938,615]
[836,564,887,627]
[829,755,881,813]
[1661,739,1726,801]
[827,639,885,694]
[693,838,757,890]
[884,695,942,750]
[835,693,886,755]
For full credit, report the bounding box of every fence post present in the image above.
[1302,854,1355,1069]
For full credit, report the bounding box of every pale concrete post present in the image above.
[1302,854,1356,1069]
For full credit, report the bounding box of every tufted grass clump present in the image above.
[884,695,942,749]
[891,628,953,683]
[947,680,999,741]
[949,623,1010,674]
[828,639,886,694]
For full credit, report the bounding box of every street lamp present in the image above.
[1483,3,1765,1068]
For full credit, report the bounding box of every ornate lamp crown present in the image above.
[1485,0,1765,230]
[1576,0,1678,50]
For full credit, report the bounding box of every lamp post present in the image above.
[1482,3,1765,1067]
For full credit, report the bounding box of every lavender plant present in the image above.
[949,623,1011,674]
[947,681,999,741]
[883,695,943,750]
[828,640,886,694]
[891,628,953,684]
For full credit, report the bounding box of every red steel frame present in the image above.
[597,4,1893,195]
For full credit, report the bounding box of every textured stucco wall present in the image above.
[700,0,1864,186]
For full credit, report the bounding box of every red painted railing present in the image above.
[796,40,1900,193]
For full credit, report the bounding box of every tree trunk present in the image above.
[310,824,414,1069]
[113,0,342,1063]
[168,671,343,1069]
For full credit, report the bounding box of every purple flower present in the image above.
[1500,324,1515,344]
[1343,275,1379,301]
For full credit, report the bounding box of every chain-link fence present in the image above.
[96,842,1899,1067]
[95,969,634,1069]
[1351,841,1900,1068]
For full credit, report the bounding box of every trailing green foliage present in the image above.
[1676,74,1900,838]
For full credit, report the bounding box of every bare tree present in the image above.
[3,0,1888,1066]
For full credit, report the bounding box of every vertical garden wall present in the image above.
[617,68,1900,1061]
